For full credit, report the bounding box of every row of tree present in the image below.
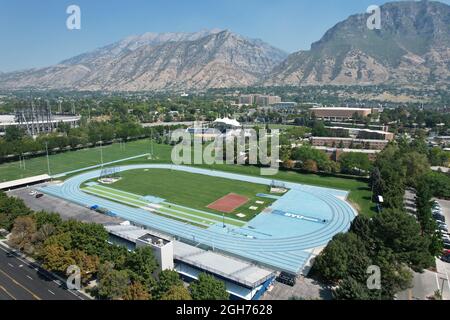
[1,193,229,300]
[0,117,184,161]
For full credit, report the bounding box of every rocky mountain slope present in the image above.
[265,1,450,87]
[0,30,287,91]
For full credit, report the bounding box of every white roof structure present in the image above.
[105,224,275,289]
[0,174,51,190]
[213,117,241,127]
[0,114,81,126]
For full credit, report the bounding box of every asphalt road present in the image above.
[0,245,87,300]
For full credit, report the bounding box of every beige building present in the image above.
[310,107,373,121]
[238,94,281,106]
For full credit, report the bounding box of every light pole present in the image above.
[45,142,51,176]
[99,135,104,168]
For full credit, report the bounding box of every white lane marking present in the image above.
[7,263,14,268]
[26,275,33,280]
[48,290,55,295]
[1,244,87,300]
[436,273,441,291]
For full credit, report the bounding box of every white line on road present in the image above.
[48,290,55,295]
[26,275,33,280]
[7,263,14,268]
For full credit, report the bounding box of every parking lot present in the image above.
[7,183,123,225]
[437,199,450,299]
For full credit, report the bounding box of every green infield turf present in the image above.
[98,169,276,221]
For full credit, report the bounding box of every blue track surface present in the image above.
[40,164,357,274]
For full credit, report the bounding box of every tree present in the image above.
[311,233,371,284]
[9,216,36,252]
[371,209,434,271]
[161,285,192,300]
[333,277,373,300]
[153,269,183,299]
[0,192,33,230]
[370,167,383,202]
[33,211,62,230]
[401,152,429,188]
[302,159,318,173]
[189,273,229,300]
[122,282,151,300]
[72,250,100,284]
[339,152,371,175]
[97,268,130,300]
[40,244,75,273]
[5,126,24,142]
[125,246,158,286]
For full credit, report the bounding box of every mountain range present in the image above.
[0,1,449,91]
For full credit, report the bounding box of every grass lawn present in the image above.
[0,139,172,183]
[106,169,275,221]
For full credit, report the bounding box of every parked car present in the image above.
[35,193,44,199]
[276,272,297,287]
[444,239,450,249]
[434,215,445,222]
[442,255,450,263]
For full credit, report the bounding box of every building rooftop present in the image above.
[0,114,81,126]
[311,137,389,143]
[310,107,372,111]
[105,224,275,288]
[0,174,51,190]
[213,117,241,127]
[326,126,391,135]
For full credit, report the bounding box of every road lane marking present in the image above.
[0,245,88,300]
[26,275,33,280]
[7,263,14,268]
[48,289,55,295]
[0,268,41,300]
[0,284,17,300]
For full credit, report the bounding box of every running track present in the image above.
[40,164,357,274]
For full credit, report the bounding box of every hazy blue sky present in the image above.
[0,0,449,72]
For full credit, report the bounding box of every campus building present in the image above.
[271,102,298,113]
[310,137,389,150]
[238,94,281,107]
[313,146,381,161]
[326,126,394,141]
[310,107,374,121]
[106,224,276,300]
